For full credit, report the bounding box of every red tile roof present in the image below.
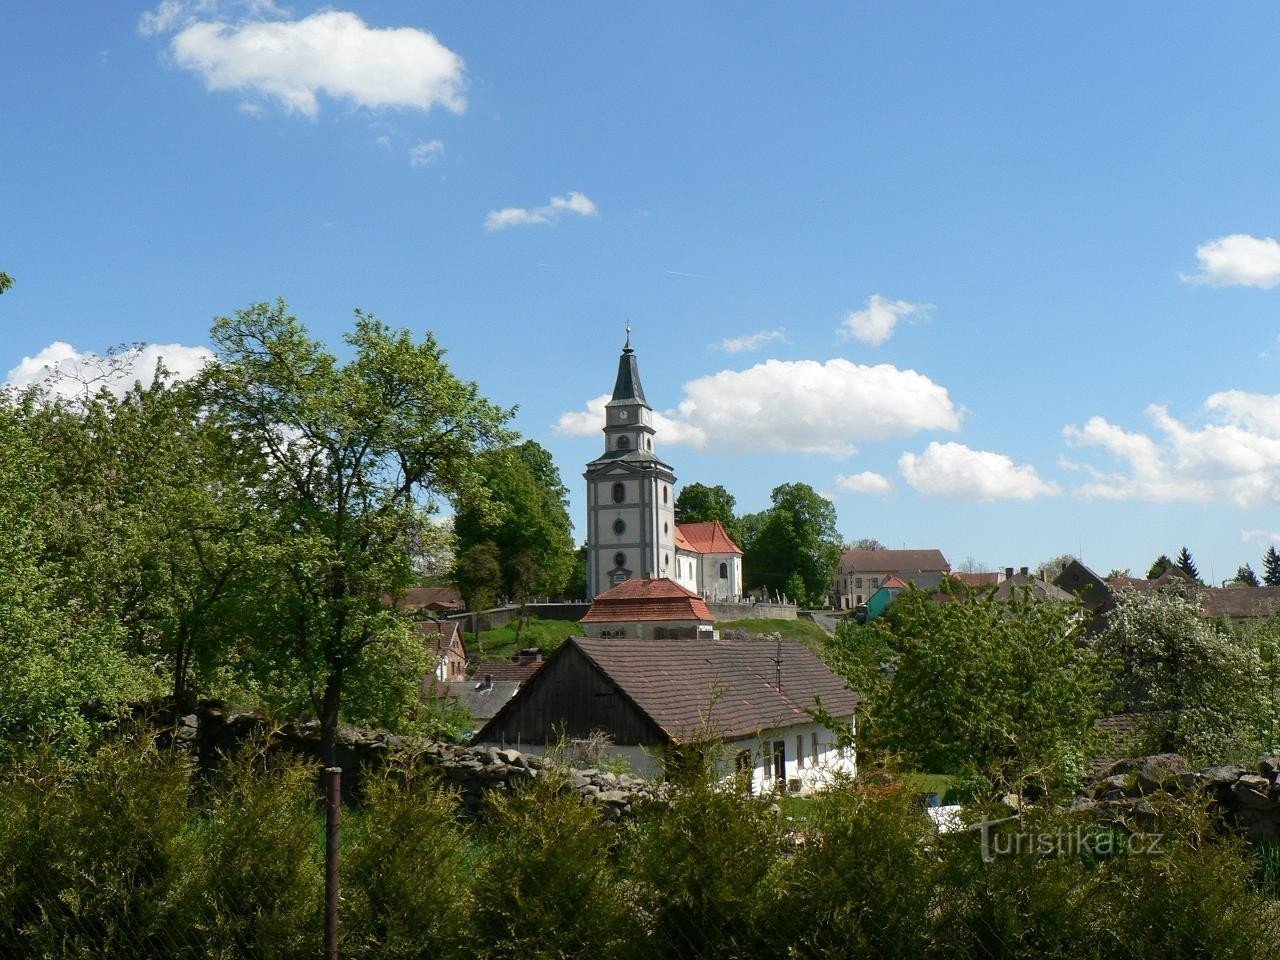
[580,577,716,623]
[470,659,544,684]
[674,521,743,555]
[389,586,464,612]
[569,637,859,740]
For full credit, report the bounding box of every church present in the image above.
[582,333,743,601]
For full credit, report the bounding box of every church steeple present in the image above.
[584,330,677,597]
[611,327,647,404]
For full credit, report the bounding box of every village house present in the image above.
[673,520,744,601]
[834,548,951,610]
[415,619,468,682]
[473,636,858,793]
[578,577,718,640]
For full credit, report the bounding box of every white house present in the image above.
[472,636,858,793]
[674,521,744,601]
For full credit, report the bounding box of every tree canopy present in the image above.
[741,482,840,607]
[674,482,744,545]
[1264,546,1280,587]
[829,588,1105,787]
[452,440,576,606]
[1176,546,1201,584]
[202,300,514,763]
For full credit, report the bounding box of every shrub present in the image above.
[345,763,473,960]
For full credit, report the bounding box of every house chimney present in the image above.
[1004,567,1014,581]
[1020,566,1029,577]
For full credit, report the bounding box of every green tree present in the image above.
[1036,553,1076,581]
[1096,587,1266,761]
[29,375,267,708]
[1147,553,1174,579]
[741,482,841,607]
[1264,546,1280,587]
[829,589,1106,786]
[674,481,743,545]
[1176,546,1201,583]
[846,537,886,550]
[453,441,575,605]
[0,272,12,295]
[0,399,154,757]
[1232,563,1261,588]
[203,300,513,766]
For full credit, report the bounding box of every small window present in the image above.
[772,740,786,782]
[869,578,879,590]
[617,436,630,450]
[719,562,728,579]
[613,518,626,535]
[796,735,805,769]
[614,552,627,568]
[612,482,625,503]
[646,438,652,450]
[664,553,669,567]
[855,577,862,589]
[662,486,668,504]
[663,522,669,534]
[811,732,820,765]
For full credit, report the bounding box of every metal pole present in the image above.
[324,766,342,960]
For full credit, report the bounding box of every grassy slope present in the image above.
[469,619,581,662]
[722,617,832,654]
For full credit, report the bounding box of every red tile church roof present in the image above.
[673,520,743,555]
[580,577,716,623]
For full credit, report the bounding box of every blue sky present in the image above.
[6,1,1280,581]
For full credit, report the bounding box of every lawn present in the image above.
[469,618,581,662]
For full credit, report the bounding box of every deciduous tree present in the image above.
[674,482,744,545]
[741,482,840,607]
[203,300,513,766]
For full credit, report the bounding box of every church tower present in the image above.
[584,332,678,597]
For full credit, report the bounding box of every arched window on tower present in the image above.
[617,436,630,450]
[612,482,625,503]
[719,562,729,579]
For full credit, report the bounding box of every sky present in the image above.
[5,1,1280,582]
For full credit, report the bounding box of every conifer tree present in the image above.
[1264,546,1280,587]
[1176,546,1200,583]
[1234,564,1261,588]
[1147,554,1174,579]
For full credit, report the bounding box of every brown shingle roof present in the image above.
[952,572,1001,587]
[470,659,544,684]
[570,636,859,741]
[1201,586,1280,620]
[414,619,465,657]
[841,548,950,574]
[674,521,743,555]
[580,577,715,623]
[391,586,464,612]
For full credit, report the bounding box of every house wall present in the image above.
[728,719,857,795]
[478,644,666,747]
[580,618,715,640]
[698,552,742,601]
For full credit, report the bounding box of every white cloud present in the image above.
[715,329,786,353]
[6,341,214,402]
[1242,529,1280,546]
[409,139,444,167]
[899,442,1060,501]
[1183,234,1280,289]
[1063,390,1280,506]
[835,471,892,495]
[150,8,465,119]
[484,192,599,231]
[556,358,960,457]
[554,393,709,448]
[838,294,931,346]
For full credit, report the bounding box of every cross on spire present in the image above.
[624,320,632,350]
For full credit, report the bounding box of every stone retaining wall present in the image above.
[153,699,661,819]
[1078,753,1280,841]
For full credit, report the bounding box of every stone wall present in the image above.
[708,601,798,622]
[154,699,661,819]
[1077,753,1280,842]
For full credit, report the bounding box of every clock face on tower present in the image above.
[619,410,628,420]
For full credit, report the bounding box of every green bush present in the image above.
[620,753,788,960]
[345,763,473,960]
[0,739,191,959]
[469,770,635,960]
[163,746,324,959]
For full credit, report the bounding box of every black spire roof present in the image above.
[610,336,647,405]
